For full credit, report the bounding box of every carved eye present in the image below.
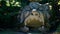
[31,13,33,15]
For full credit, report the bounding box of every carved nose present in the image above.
[35,14,38,16]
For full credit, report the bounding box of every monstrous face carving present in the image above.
[18,3,51,32]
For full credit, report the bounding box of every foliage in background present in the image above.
[0,0,59,32]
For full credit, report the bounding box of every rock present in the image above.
[20,26,29,32]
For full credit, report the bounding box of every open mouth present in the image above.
[24,15,44,28]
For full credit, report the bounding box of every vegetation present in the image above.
[0,0,59,32]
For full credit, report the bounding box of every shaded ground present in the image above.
[0,27,60,34]
[0,20,60,34]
